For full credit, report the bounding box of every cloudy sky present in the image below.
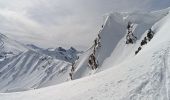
[0,0,169,50]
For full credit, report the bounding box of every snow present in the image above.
[1,7,170,100]
[98,9,169,67]
[0,34,80,92]
[72,8,170,79]
[27,44,79,63]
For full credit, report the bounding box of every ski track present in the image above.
[163,46,170,100]
[125,45,170,100]
[0,38,4,50]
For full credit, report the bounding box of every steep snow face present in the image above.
[72,9,170,80]
[1,8,170,100]
[0,34,75,92]
[97,9,170,68]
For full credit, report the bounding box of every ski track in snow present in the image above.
[0,38,4,50]
[162,45,170,100]
[125,44,170,100]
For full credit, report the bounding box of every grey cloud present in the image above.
[0,0,169,50]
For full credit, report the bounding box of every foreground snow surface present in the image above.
[1,42,170,100]
[1,9,170,100]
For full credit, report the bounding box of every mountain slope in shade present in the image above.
[0,33,80,92]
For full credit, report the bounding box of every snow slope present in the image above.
[72,8,170,80]
[0,34,79,92]
[97,8,170,68]
[1,8,170,100]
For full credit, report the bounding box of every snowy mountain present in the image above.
[71,8,170,80]
[1,7,170,100]
[0,34,80,92]
[27,44,80,63]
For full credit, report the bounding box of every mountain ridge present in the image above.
[0,7,170,100]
